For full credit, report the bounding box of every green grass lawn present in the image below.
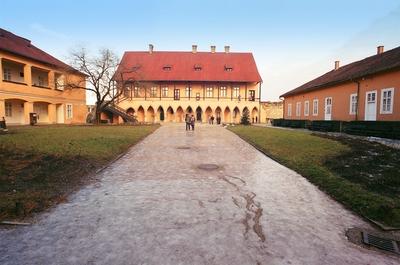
[229,125,400,228]
[0,125,159,221]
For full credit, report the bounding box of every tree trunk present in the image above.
[95,111,101,124]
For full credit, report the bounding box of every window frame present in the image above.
[349,93,358,115]
[380,87,394,114]
[3,68,11,81]
[206,87,213,98]
[5,101,12,117]
[312,99,318,116]
[220,86,227,98]
[296,102,301,117]
[162,86,169,97]
[66,104,73,119]
[304,101,309,116]
[185,87,192,97]
[233,86,240,98]
[150,86,157,97]
[287,103,292,117]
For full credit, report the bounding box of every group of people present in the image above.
[185,114,196,131]
[208,115,221,125]
[185,114,224,131]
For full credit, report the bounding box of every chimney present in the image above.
[334,61,340,70]
[224,45,230,53]
[192,45,197,53]
[149,44,154,54]
[377,45,384,55]
[211,45,216,53]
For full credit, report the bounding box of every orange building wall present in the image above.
[283,70,400,121]
[0,51,87,125]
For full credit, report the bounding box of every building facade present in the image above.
[0,28,87,125]
[281,46,400,121]
[260,101,283,124]
[113,45,263,124]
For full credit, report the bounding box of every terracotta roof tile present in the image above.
[281,46,400,97]
[0,28,77,72]
[117,51,262,83]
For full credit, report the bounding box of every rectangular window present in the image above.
[5,102,12,117]
[312,99,318,116]
[150,87,157,97]
[220,86,227,97]
[174,89,180,100]
[233,86,240,98]
[3,68,11,81]
[38,75,44,87]
[349,93,358,115]
[248,90,255,101]
[123,85,131,98]
[133,86,139,97]
[66,104,73,119]
[206,87,213,98]
[296,102,301,117]
[304,101,309,116]
[380,88,394,114]
[185,87,192,97]
[162,87,168,97]
[287,103,292,117]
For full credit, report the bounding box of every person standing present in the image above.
[190,115,195,131]
[185,114,191,131]
[210,115,215,125]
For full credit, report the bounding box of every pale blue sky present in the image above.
[1,0,400,101]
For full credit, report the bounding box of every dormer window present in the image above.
[163,65,172,71]
[225,65,233,72]
[194,64,202,71]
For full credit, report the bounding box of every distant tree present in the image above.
[240,109,251,125]
[64,48,139,124]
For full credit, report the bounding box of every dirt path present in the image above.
[0,124,398,265]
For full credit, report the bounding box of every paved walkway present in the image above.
[0,124,398,265]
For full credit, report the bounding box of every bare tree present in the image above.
[65,48,138,124]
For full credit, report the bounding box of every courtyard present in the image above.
[0,124,398,264]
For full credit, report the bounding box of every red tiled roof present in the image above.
[0,28,78,73]
[281,45,400,98]
[117,51,262,83]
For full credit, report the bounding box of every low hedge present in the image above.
[272,119,400,139]
[271,119,308,128]
[308,120,342,132]
[343,121,400,140]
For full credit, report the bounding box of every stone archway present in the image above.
[166,106,174,122]
[215,106,222,124]
[146,106,155,123]
[176,107,184,122]
[137,106,145,122]
[126,107,135,116]
[224,107,231,123]
[196,106,202,122]
[251,107,259,123]
[233,107,240,123]
[156,106,164,122]
[205,106,213,123]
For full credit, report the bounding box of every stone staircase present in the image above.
[103,104,137,123]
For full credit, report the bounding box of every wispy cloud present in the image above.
[30,23,69,40]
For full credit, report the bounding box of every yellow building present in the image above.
[261,101,283,124]
[0,28,87,125]
[112,45,263,124]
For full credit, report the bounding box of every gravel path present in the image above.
[0,124,398,265]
